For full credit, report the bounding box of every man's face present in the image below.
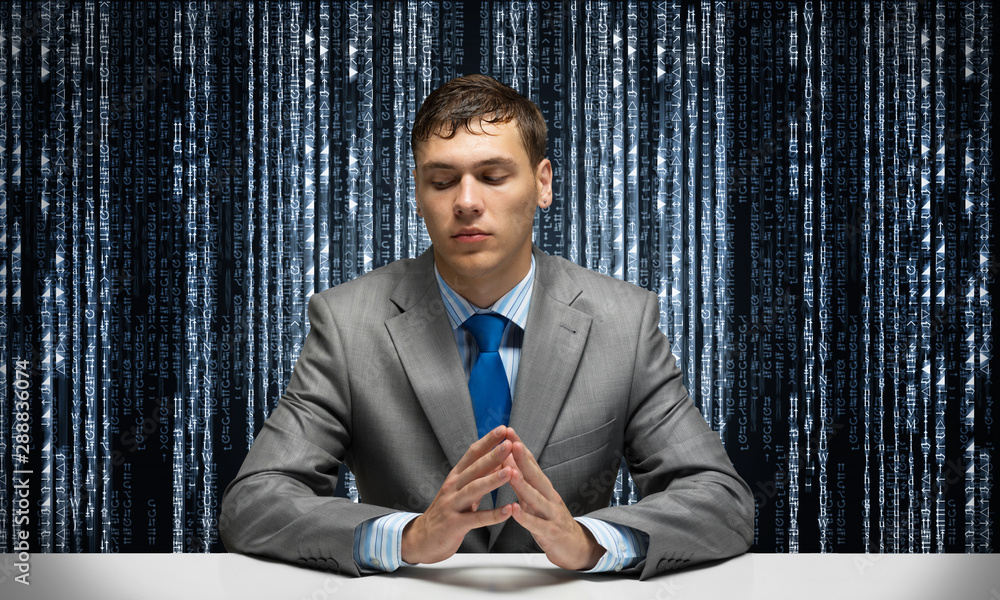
[414,121,552,306]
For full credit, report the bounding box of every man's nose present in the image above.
[453,176,484,214]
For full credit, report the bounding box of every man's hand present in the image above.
[401,425,514,565]
[504,428,607,571]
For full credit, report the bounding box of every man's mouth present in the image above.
[454,229,490,242]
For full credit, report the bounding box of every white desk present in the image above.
[2,552,997,600]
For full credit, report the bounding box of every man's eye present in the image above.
[432,180,454,189]
[483,175,507,184]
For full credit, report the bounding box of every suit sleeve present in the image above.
[219,292,395,576]
[583,291,755,579]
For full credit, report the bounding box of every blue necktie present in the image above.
[463,313,512,440]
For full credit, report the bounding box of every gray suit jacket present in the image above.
[220,246,754,579]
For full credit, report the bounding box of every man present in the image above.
[220,74,754,579]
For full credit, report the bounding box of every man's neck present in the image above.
[445,275,517,309]
[432,251,533,309]
[433,251,536,311]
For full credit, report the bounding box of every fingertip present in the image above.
[513,440,534,460]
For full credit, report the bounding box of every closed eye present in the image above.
[431,179,456,189]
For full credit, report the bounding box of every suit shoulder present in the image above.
[310,258,417,310]
[546,253,653,305]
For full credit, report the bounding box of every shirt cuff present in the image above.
[575,516,649,573]
[353,512,420,572]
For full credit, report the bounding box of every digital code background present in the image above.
[0,0,994,556]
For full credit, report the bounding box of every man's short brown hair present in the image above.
[411,74,548,167]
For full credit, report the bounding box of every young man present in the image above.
[220,74,754,579]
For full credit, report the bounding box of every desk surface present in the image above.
[2,552,998,600]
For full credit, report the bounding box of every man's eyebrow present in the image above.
[420,157,519,171]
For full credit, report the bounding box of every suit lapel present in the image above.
[385,250,479,470]
[488,249,593,549]
[508,252,592,463]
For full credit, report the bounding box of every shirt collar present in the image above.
[434,255,535,331]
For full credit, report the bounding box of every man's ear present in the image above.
[535,158,553,209]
